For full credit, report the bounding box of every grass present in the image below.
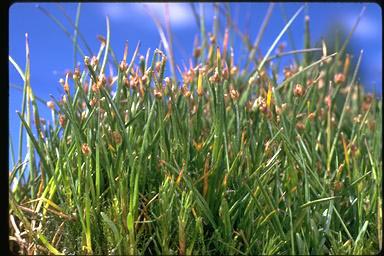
[9,3,382,255]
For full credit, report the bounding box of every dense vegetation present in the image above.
[9,4,382,255]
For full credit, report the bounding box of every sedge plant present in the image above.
[9,3,382,255]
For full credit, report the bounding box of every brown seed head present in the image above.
[334,73,346,84]
[83,82,89,94]
[308,112,316,121]
[141,74,148,85]
[90,98,97,107]
[112,131,122,145]
[318,78,325,89]
[155,61,162,73]
[293,84,304,97]
[59,78,65,86]
[353,114,362,124]
[363,101,372,112]
[209,34,216,45]
[230,66,238,76]
[46,101,55,110]
[368,120,376,131]
[81,143,91,156]
[91,56,98,67]
[252,97,265,112]
[222,68,229,80]
[296,122,305,131]
[209,71,220,83]
[59,114,66,127]
[64,82,70,94]
[184,90,192,98]
[193,47,201,58]
[164,77,171,86]
[229,88,239,101]
[350,143,358,157]
[73,67,81,81]
[199,65,208,75]
[317,108,325,120]
[97,74,106,89]
[283,68,293,79]
[154,88,163,99]
[334,181,344,192]
[119,60,127,72]
[248,76,256,86]
[84,56,90,66]
[364,93,374,104]
[92,83,99,93]
[277,42,286,54]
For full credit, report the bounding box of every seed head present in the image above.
[209,71,219,83]
[296,122,305,131]
[209,34,216,45]
[317,108,325,120]
[248,76,256,86]
[252,97,267,113]
[119,60,127,72]
[277,42,286,54]
[229,88,239,101]
[155,61,162,73]
[164,77,171,86]
[199,65,208,75]
[154,88,163,99]
[97,74,106,89]
[193,47,201,58]
[46,101,55,110]
[81,143,91,156]
[334,181,344,192]
[84,56,90,66]
[293,84,304,97]
[141,74,148,85]
[112,131,122,145]
[318,78,325,89]
[283,68,293,79]
[222,68,229,80]
[90,98,97,107]
[368,120,376,131]
[73,67,81,81]
[59,79,65,87]
[230,66,238,76]
[83,82,89,94]
[92,83,99,93]
[59,114,66,127]
[308,112,316,121]
[334,73,345,84]
[64,82,70,94]
[353,114,362,124]
[364,93,374,104]
[91,56,99,67]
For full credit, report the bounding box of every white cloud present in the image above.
[343,14,381,40]
[142,3,195,28]
[101,3,195,28]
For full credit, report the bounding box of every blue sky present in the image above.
[9,3,382,168]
